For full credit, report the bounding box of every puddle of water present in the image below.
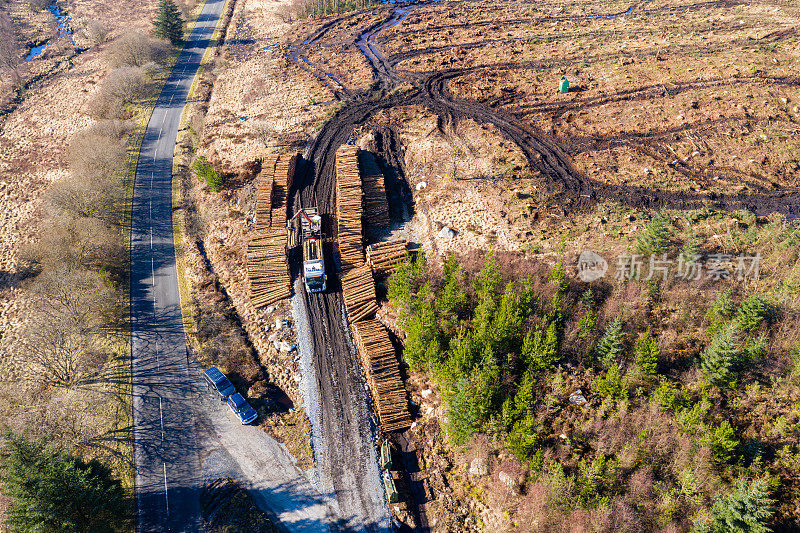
[25,2,75,62]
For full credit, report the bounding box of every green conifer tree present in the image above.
[636,211,673,255]
[596,317,624,368]
[153,0,184,45]
[694,477,775,533]
[701,325,741,389]
[0,431,129,532]
[634,328,659,376]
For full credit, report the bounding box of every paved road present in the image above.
[131,0,226,530]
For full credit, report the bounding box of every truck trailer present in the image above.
[291,208,326,293]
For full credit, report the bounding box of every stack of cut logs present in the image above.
[247,153,298,308]
[366,240,408,276]
[341,265,379,322]
[351,319,411,433]
[255,155,278,232]
[362,172,389,229]
[272,153,296,229]
[335,145,364,270]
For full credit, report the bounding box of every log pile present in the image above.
[362,172,389,229]
[335,145,364,270]
[271,153,297,230]
[255,155,278,232]
[340,264,379,322]
[247,153,298,308]
[366,240,408,276]
[352,319,411,433]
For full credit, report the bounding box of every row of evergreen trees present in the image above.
[387,252,777,531]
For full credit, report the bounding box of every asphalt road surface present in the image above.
[131,0,226,530]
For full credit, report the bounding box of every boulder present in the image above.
[469,457,488,478]
[437,226,456,240]
[498,471,519,495]
[569,389,587,405]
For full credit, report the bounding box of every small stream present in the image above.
[25,2,75,62]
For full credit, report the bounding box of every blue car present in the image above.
[203,367,236,400]
[227,393,258,425]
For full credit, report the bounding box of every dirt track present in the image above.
[285,1,800,530]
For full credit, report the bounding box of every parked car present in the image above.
[226,393,258,425]
[203,367,236,400]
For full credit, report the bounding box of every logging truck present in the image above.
[291,208,326,293]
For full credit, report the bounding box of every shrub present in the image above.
[693,477,775,533]
[596,317,624,368]
[701,325,741,389]
[735,295,775,332]
[387,252,426,315]
[192,155,222,191]
[705,288,735,335]
[702,420,739,463]
[522,321,560,372]
[596,365,628,400]
[636,211,672,255]
[634,328,659,376]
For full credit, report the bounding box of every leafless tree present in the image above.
[110,31,170,67]
[250,120,275,149]
[17,268,112,388]
[88,65,150,118]
[45,174,122,225]
[83,19,110,46]
[23,214,125,278]
[105,65,148,101]
[68,130,126,179]
[0,11,21,89]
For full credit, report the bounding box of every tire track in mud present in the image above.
[286,2,800,531]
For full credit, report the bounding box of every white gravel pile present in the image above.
[291,279,325,492]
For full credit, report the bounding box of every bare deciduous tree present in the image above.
[68,131,126,179]
[0,11,21,90]
[17,268,112,388]
[23,215,125,277]
[83,19,110,46]
[88,66,149,119]
[250,120,275,149]
[110,31,169,67]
